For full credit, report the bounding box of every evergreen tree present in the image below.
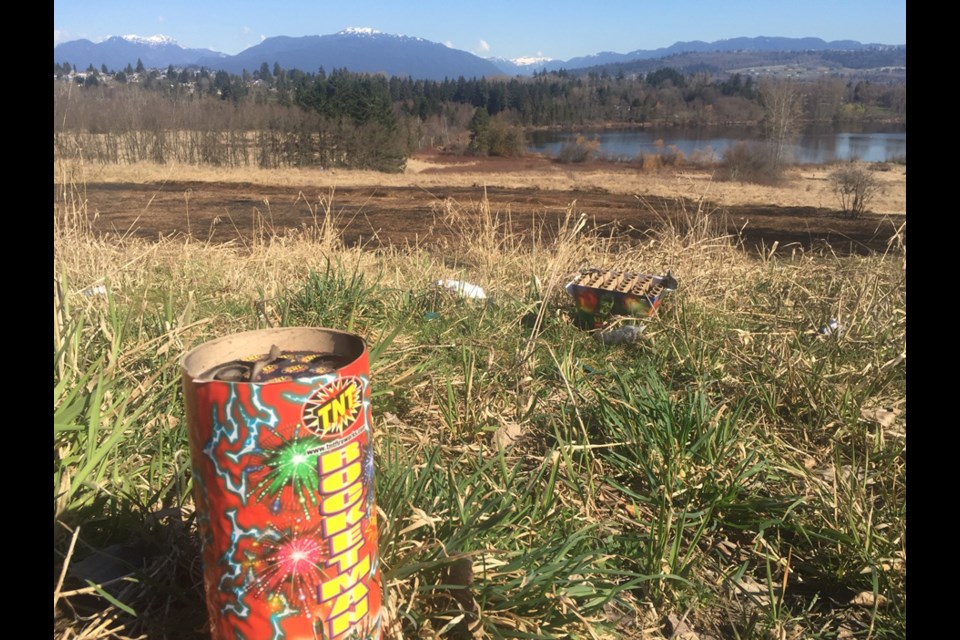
[213,70,231,95]
[135,58,145,74]
[468,107,491,154]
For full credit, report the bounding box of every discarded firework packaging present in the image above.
[565,268,678,329]
[181,327,383,640]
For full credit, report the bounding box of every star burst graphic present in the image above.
[253,432,325,518]
[253,526,330,607]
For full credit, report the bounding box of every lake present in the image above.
[528,124,906,164]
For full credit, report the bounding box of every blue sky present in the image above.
[53,1,906,61]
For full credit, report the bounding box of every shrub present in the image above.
[636,139,683,171]
[658,144,684,167]
[687,145,719,166]
[487,119,526,157]
[638,153,661,171]
[717,141,781,184]
[469,110,526,157]
[556,134,600,163]
[829,163,883,218]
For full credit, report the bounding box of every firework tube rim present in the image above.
[181,327,367,384]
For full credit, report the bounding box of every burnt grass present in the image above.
[64,180,903,256]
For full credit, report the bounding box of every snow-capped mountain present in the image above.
[488,55,554,75]
[117,34,178,47]
[54,34,225,70]
[197,29,504,80]
[339,27,383,37]
[512,56,553,66]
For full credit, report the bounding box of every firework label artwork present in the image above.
[183,333,382,640]
[317,440,371,637]
[303,377,363,439]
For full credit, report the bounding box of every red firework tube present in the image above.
[181,328,383,640]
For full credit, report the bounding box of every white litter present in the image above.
[435,279,487,300]
[81,284,108,297]
[819,318,842,336]
[594,324,645,345]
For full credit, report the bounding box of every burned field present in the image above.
[72,178,903,255]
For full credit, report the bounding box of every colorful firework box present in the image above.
[566,268,678,329]
[182,328,382,640]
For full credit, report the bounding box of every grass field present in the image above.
[54,157,906,639]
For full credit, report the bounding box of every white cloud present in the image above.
[478,39,490,53]
[158,15,165,23]
[243,26,252,34]
[444,40,453,48]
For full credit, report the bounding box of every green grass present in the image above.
[54,183,905,639]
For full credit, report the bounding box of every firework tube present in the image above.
[182,328,382,640]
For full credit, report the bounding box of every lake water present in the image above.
[528,124,906,164]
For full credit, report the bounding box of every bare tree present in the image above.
[759,80,804,170]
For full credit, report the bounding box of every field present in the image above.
[54,152,906,639]
[73,152,905,254]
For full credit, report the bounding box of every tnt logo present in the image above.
[302,377,363,438]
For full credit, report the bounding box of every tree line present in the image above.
[53,62,905,172]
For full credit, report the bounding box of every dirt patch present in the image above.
[58,152,905,255]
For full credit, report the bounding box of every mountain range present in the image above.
[54,30,904,80]
[196,29,503,79]
[54,34,226,70]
